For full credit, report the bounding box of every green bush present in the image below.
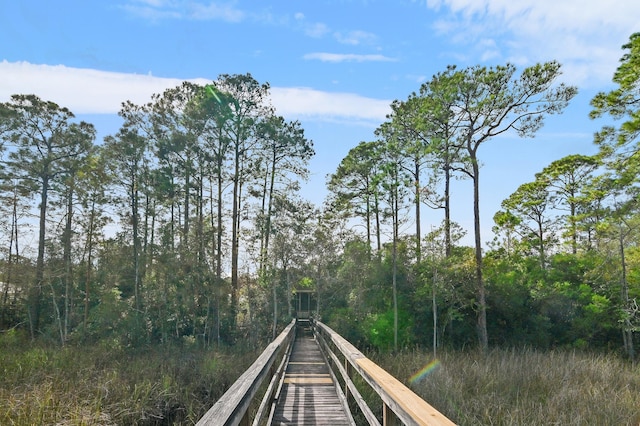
[363,309,414,350]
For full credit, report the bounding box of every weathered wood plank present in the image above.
[314,331,381,426]
[315,321,456,426]
[271,335,355,426]
[197,320,296,426]
[197,319,454,426]
[356,357,455,426]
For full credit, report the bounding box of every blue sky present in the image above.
[1,0,639,245]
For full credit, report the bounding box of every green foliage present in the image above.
[297,276,313,288]
[482,251,624,349]
[2,48,640,379]
[363,309,414,350]
[485,259,552,347]
[327,141,385,249]
[591,32,640,151]
[412,244,477,348]
[325,307,367,347]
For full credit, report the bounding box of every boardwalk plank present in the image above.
[271,335,353,426]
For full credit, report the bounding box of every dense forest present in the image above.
[1,33,639,366]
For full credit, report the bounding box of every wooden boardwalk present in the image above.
[196,319,455,425]
[271,333,354,425]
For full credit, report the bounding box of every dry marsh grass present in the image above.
[2,333,638,425]
[374,348,640,425]
[0,337,259,425]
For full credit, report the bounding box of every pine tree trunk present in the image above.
[31,175,49,338]
[472,155,488,353]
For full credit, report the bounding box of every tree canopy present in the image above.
[0,47,638,361]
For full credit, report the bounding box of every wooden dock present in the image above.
[196,319,455,426]
[271,334,354,425]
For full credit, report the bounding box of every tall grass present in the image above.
[0,332,260,425]
[374,347,640,425]
[3,330,638,425]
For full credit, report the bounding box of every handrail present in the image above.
[196,319,296,426]
[313,320,456,426]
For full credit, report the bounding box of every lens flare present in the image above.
[409,359,440,384]
[205,85,222,104]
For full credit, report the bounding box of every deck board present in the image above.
[271,334,352,426]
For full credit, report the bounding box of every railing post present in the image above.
[383,403,401,426]
[196,320,296,426]
[344,357,351,402]
[239,413,250,426]
[314,320,455,426]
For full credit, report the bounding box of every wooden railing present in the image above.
[313,320,455,426]
[196,319,296,426]
[196,318,454,426]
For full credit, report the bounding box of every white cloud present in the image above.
[120,4,182,20]
[187,2,245,22]
[0,61,390,124]
[135,0,166,6]
[334,30,377,46]
[288,10,330,38]
[121,0,245,22]
[427,0,640,87]
[304,22,331,38]
[303,53,396,63]
[270,87,390,123]
[0,61,207,114]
